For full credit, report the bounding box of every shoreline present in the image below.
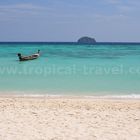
[0,93,140,100]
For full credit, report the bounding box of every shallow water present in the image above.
[0,43,140,96]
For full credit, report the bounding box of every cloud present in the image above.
[0,2,94,21]
[0,3,48,21]
[0,1,140,22]
[105,0,121,4]
[0,3,44,11]
[104,0,140,16]
[118,5,134,12]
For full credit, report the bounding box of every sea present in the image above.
[0,42,140,98]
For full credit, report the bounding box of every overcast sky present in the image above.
[0,0,140,42]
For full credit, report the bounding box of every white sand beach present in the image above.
[0,96,140,140]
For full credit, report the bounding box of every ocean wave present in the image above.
[0,91,140,99]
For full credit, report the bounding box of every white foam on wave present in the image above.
[84,94,140,99]
[0,90,140,99]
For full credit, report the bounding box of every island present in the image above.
[77,36,96,44]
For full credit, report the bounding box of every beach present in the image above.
[0,96,140,140]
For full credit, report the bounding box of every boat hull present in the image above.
[19,56,39,61]
[17,50,40,61]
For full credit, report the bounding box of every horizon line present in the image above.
[0,41,140,44]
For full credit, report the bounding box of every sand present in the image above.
[0,96,140,140]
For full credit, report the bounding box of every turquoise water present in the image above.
[0,43,140,96]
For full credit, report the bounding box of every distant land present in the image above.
[77,37,96,44]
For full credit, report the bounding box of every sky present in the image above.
[0,0,140,42]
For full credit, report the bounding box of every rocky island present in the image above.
[77,36,96,44]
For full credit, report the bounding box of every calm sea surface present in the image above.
[0,43,140,97]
